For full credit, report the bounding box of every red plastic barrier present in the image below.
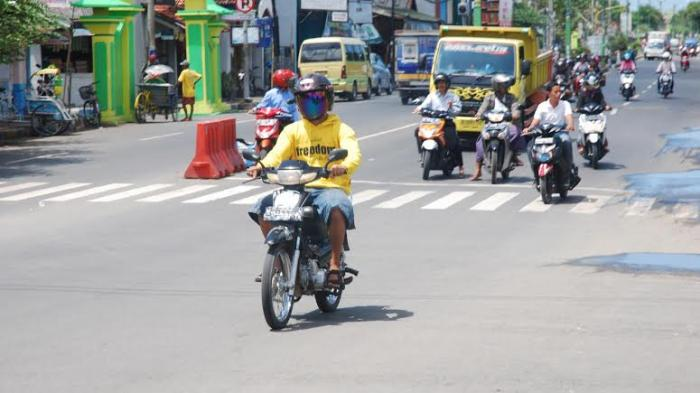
[184,117,244,179]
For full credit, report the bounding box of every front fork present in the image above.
[286,236,301,296]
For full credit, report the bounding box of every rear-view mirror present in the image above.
[521,60,531,77]
[242,149,260,163]
[327,149,348,163]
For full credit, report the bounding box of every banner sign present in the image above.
[301,0,347,11]
[349,0,373,24]
[499,0,513,27]
[256,17,273,48]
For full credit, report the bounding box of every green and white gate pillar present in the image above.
[72,0,141,125]
[178,0,231,114]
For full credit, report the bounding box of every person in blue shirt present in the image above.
[250,68,301,121]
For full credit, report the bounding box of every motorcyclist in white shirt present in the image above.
[413,73,464,176]
[656,52,676,93]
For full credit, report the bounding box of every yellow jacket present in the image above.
[261,114,362,194]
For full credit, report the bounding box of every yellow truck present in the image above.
[431,26,552,148]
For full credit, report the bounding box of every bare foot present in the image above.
[469,172,482,181]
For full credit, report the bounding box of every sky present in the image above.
[629,0,693,13]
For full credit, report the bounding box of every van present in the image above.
[298,37,373,101]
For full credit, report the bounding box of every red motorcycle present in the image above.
[252,107,293,156]
[681,53,690,72]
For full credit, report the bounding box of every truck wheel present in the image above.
[401,95,409,105]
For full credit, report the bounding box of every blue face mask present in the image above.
[298,91,327,120]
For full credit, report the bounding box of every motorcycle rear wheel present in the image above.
[421,150,432,180]
[261,245,294,330]
[590,144,599,169]
[540,175,553,204]
[315,289,342,313]
[490,152,499,184]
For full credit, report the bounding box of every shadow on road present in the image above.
[585,162,626,170]
[284,305,414,332]
[0,139,91,179]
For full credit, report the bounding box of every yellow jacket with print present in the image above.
[260,114,362,194]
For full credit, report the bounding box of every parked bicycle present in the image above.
[79,82,100,128]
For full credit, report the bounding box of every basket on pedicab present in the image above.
[134,64,179,123]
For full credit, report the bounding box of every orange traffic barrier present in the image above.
[184,117,244,179]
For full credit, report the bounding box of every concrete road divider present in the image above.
[184,118,244,179]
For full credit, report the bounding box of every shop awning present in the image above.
[373,5,438,23]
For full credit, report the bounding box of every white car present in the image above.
[644,41,666,60]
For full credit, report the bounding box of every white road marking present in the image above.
[421,191,475,210]
[470,192,519,211]
[0,182,5,186]
[230,189,278,205]
[610,108,618,116]
[6,153,70,165]
[625,197,656,216]
[352,179,625,194]
[137,185,218,202]
[358,124,415,141]
[570,195,611,214]
[672,203,699,220]
[90,184,173,202]
[373,191,433,209]
[43,183,133,202]
[519,197,552,213]
[0,182,47,195]
[633,94,640,99]
[237,119,255,124]
[0,183,91,201]
[182,185,260,204]
[623,102,631,107]
[351,189,389,206]
[139,132,183,141]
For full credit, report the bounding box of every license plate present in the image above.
[455,117,483,131]
[535,137,554,144]
[263,206,303,222]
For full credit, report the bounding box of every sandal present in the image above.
[326,270,343,289]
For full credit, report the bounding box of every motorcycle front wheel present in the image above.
[540,175,553,204]
[315,289,342,313]
[589,144,599,169]
[490,151,499,184]
[421,149,432,180]
[261,245,294,330]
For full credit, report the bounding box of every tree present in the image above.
[632,5,665,32]
[0,0,59,64]
[513,1,547,29]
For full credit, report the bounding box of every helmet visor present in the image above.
[298,90,327,120]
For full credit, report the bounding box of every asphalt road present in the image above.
[1,58,699,393]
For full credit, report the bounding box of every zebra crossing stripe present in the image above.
[470,192,519,211]
[43,183,133,202]
[351,189,389,206]
[672,204,699,220]
[625,198,656,216]
[231,189,279,205]
[137,185,218,202]
[0,183,91,201]
[570,195,611,214]
[183,185,260,204]
[373,191,433,209]
[90,184,173,202]
[0,182,48,195]
[519,197,552,213]
[421,191,475,210]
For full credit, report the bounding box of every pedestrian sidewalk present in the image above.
[0,121,33,144]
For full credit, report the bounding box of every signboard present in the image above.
[232,26,260,45]
[256,17,273,48]
[234,0,256,13]
[332,12,349,22]
[498,0,513,27]
[349,0,373,24]
[374,0,410,9]
[301,0,347,11]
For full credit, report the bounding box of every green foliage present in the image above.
[513,1,547,29]
[607,32,630,52]
[632,5,665,32]
[0,0,60,64]
[671,2,700,34]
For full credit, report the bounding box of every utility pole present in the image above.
[565,0,572,57]
[390,0,396,76]
[547,0,554,49]
[473,0,482,26]
[435,0,441,21]
[243,19,250,99]
[146,0,156,54]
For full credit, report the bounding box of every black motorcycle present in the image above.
[529,124,569,204]
[658,72,673,98]
[243,149,359,330]
[480,110,516,184]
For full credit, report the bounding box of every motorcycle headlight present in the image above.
[538,152,552,162]
[272,169,317,185]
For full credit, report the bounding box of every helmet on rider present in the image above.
[591,55,601,66]
[272,68,296,89]
[491,74,512,93]
[583,73,600,90]
[623,51,633,61]
[662,52,672,61]
[433,73,451,88]
[294,73,334,121]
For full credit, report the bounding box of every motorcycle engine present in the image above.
[300,260,327,291]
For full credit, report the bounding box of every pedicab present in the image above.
[134,64,179,123]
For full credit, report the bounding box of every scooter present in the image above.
[681,53,690,71]
[529,124,569,204]
[251,107,293,157]
[658,72,674,98]
[554,74,574,102]
[417,109,460,180]
[480,110,516,184]
[619,71,636,101]
[577,103,608,169]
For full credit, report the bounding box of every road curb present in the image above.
[0,122,34,144]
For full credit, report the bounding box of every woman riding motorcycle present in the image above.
[413,73,464,176]
[656,52,676,93]
[470,74,525,181]
[576,73,611,154]
[619,50,637,73]
[249,68,301,121]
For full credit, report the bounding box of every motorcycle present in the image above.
[577,103,608,169]
[480,110,516,184]
[554,74,574,102]
[619,71,636,101]
[242,148,359,330]
[417,109,460,180]
[658,72,673,98]
[681,54,690,71]
[529,124,569,204]
[252,107,293,157]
